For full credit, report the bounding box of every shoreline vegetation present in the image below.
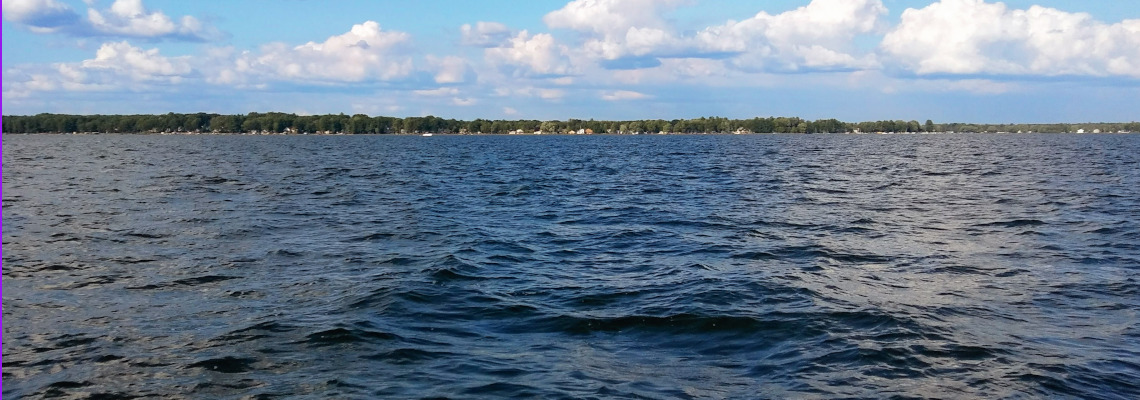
[3,113,1137,135]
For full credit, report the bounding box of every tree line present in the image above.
[3,112,1137,135]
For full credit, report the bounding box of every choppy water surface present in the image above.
[4,134,1139,399]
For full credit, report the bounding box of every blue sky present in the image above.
[3,0,1139,122]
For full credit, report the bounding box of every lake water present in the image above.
[3,133,1139,399]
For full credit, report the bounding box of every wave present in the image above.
[974,219,1048,228]
[5,133,1139,399]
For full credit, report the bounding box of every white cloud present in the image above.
[2,0,80,32]
[452,97,477,106]
[16,0,1139,116]
[484,30,576,76]
[229,21,414,83]
[81,41,192,81]
[3,68,54,96]
[882,0,1140,78]
[199,46,244,85]
[86,0,213,40]
[536,0,884,73]
[57,63,88,82]
[600,90,650,101]
[5,0,219,40]
[544,0,685,38]
[430,55,473,84]
[696,0,886,72]
[6,21,419,98]
[543,0,688,61]
[5,20,428,104]
[461,21,513,47]
[3,40,189,100]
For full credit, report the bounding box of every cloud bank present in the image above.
[882,0,1140,78]
[3,0,220,40]
[4,0,1139,119]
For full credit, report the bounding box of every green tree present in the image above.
[540,121,559,133]
[209,115,238,132]
[629,121,644,133]
[241,118,262,133]
[907,120,921,133]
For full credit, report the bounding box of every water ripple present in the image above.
[4,133,1140,399]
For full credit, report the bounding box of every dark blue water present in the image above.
[4,133,1139,399]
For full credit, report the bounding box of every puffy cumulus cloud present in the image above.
[882,0,1140,78]
[536,0,883,73]
[543,0,688,61]
[7,20,425,102]
[225,21,414,84]
[3,40,189,101]
[544,0,685,37]
[484,30,576,77]
[2,0,81,32]
[81,40,192,82]
[7,21,420,98]
[4,0,219,40]
[86,0,217,40]
[461,21,513,47]
[696,0,886,72]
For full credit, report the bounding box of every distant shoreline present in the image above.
[5,131,1137,137]
[3,113,1137,135]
